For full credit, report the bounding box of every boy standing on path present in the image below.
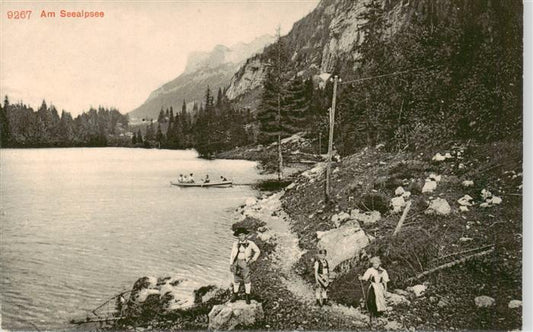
[314,249,330,306]
[230,227,260,304]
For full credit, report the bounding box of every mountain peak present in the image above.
[183,35,275,74]
[129,34,275,119]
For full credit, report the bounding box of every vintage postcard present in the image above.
[0,0,525,330]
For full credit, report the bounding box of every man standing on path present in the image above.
[230,227,260,304]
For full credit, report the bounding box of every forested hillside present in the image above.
[0,97,129,148]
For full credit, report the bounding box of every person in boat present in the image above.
[220,176,228,182]
[358,256,389,317]
[203,174,210,183]
[314,249,330,306]
[188,173,195,183]
[230,227,260,304]
[178,174,184,183]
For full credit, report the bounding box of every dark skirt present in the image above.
[366,285,382,317]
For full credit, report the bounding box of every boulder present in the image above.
[126,276,198,315]
[160,279,196,311]
[391,196,407,213]
[386,292,410,306]
[508,300,522,309]
[425,198,451,216]
[351,209,381,225]
[422,180,437,193]
[317,224,370,270]
[474,295,495,308]
[393,289,410,297]
[208,300,264,330]
[407,284,427,297]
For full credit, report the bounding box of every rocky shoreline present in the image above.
[98,138,521,331]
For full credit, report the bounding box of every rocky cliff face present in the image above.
[129,35,274,120]
[224,0,455,104]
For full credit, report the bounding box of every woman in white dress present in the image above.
[358,256,389,317]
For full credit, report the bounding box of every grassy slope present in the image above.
[282,140,522,330]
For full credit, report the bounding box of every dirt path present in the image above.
[240,191,384,327]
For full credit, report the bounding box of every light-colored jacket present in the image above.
[230,240,260,264]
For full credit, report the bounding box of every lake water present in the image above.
[0,148,265,330]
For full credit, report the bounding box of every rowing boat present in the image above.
[170,181,233,188]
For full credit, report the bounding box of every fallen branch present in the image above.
[406,247,495,283]
[393,200,412,236]
[430,244,495,264]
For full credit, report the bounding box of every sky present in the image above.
[0,0,319,116]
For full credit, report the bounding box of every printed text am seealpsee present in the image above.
[6,10,105,20]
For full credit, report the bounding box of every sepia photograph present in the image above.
[0,0,525,330]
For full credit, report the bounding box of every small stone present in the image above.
[408,284,427,297]
[395,186,405,196]
[508,300,522,308]
[481,189,492,200]
[460,206,469,212]
[458,194,473,206]
[432,153,446,161]
[422,180,437,193]
[391,196,407,213]
[490,196,502,205]
[462,180,474,187]
[474,295,495,308]
[426,198,451,216]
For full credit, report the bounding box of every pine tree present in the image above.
[0,96,10,146]
[158,108,165,123]
[137,129,143,144]
[257,32,291,145]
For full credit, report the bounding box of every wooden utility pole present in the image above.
[318,132,322,155]
[325,75,339,202]
[276,26,283,181]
